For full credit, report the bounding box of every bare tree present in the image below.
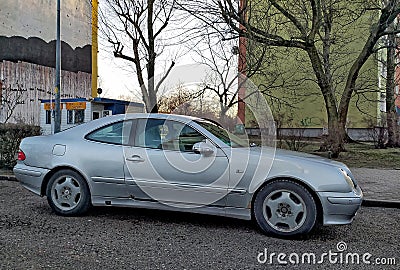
[183,0,400,157]
[158,85,197,115]
[0,80,25,124]
[195,33,251,119]
[192,28,297,126]
[99,0,178,112]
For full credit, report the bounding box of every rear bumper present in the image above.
[318,186,363,225]
[13,163,49,196]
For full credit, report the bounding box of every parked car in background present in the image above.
[14,113,363,237]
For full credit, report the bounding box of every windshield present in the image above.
[195,120,249,148]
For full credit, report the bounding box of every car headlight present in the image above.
[339,168,355,189]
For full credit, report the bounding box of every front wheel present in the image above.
[46,169,91,216]
[253,180,317,237]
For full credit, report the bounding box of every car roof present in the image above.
[125,113,201,122]
[54,113,203,139]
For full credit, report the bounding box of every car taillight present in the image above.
[18,150,26,161]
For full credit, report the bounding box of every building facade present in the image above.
[0,60,91,124]
[0,0,94,125]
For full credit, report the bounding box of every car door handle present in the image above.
[126,155,145,162]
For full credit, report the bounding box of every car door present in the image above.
[82,120,132,198]
[123,118,229,207]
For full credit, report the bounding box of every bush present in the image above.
[0,124,41,169]
[278,128,309,151]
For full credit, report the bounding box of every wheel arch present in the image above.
[41,166,91,196]
[250,177,324,224]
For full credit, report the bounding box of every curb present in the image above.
[362,199,400,209]
[0,175,17,182]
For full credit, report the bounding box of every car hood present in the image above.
[272,148,346,168]
[244,147,347,170]
[238,147,355,193]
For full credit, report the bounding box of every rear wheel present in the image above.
[46,169,91,215]
[253,180,317,237]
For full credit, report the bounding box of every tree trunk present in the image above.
[146,69,157,113]
[385,30,399,147]
[320,104,345,158]
[148,86,158,113]
[146,0,158,114]
[306,46,345,157]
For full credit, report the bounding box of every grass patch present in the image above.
[334,143,400,169]
[302,143,400,169]
[243,135,400,169]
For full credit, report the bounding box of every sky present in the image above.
[97,37,238,105]
[97,48,213,101]
[96,0,230,102]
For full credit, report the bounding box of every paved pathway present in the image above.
[351,168,400,202]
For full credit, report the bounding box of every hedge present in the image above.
[0,124,41,169]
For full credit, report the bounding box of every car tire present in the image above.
[46,169,91,216]
[253,179,317,237]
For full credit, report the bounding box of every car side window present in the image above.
[86,121,132,145]
[135,119,205,151]
[175,123,205,152]
[135,119,164,149]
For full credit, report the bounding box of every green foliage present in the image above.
[0,124,40,169]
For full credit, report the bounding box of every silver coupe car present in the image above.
[14,113,362,237]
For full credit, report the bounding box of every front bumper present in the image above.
[13,163,49,196]
[318,185,363,225]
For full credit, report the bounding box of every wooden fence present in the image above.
[0,60,91,124]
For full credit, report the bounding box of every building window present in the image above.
[92,111,100,120]
[103,110,112,117]
[67,110,85,124]
[67,110,74,124]
[45,110,52,124]
[75,110,84,124]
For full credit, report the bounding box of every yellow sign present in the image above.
[44,103,65,110]
[66,102,86,110]
[44,102,56,111]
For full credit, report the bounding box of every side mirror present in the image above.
[192,142,215,156]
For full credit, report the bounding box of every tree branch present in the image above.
[270,0,308,38]
[155,61,176,93]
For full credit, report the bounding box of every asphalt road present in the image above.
[1,181,399,270]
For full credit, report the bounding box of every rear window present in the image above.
[85,121,132,145]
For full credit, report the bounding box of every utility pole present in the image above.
[54,0,61,133]
[91,0,99,98]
